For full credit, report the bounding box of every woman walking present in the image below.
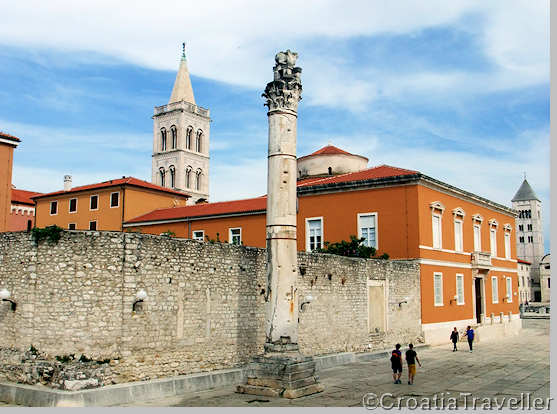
[450,327,459,351]
[465,326,475,352]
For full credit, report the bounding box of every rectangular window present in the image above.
[358,213,377,248]
[306,218,323,251]
[490,228,497,257]
[454,220,463,252]
[434,273,443,306]
[527,224,532,231]
[432,214,442,249]
[504,233,511,259]
[456,274,464,305]
[229,228,241,245]
[193,230,204,241]
[69,198,77,213]
[528,236,533,243]
[518,224,524,232]
[89,221,97,231]
[473,224,481,251]
[68,223,76,230]
[491,276,499,304]
[505,277,512,303]
[50,201,58,215]
[90,195,99,210]
[110,192,120,208]
[519,236,525,243]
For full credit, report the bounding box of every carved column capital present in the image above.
[262,49,302,113]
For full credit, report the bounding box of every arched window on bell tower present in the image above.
[186,126,193,150]
[159,167,166,187]
[185,166,192,189]
[170,125,177,149]
[160,128,167,151]
[196,130,202,152]
[195,169,202,191]
[169,165,176,188]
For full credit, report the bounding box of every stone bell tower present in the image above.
[237,50,324,399]
[152,43,211,204]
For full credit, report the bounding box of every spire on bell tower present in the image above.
[169,42,196,105]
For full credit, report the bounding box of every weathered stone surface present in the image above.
[282,383,324,399]
[0,231,422,388]
[64,378,99,391]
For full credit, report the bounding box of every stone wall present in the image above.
[0,231,421,387]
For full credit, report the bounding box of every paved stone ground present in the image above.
[122,319,550,408]
[0,319,550,407]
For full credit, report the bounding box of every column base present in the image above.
[236,351,324,399]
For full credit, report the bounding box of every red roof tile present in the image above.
[126,196,267,223]
[12,188,42,205]
[31,177,190,200]
[297,164,419,187]
[126,165,420,224]
[0,131,21,143]
[517,259,531,265]
[298,145,359,161]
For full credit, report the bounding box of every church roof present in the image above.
[0,131,21,145]
[512,179,540,202]
[298,145,368,161]
[169,54,196,105]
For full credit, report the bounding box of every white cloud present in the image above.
[0,1,548,109]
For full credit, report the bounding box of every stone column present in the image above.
[263,49,302,350]
[237,50,323,399]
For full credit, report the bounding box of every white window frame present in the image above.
[456,273,465,305]
[357,212,378,249]
[89,220,97,231]
[505,277,512,303]
[68,223,76,230]
[432,213,442,249]
[68,198,78,214]
[453,219,463,252]
[89,194,99,211]
[473,224,481,251]
[491,276,499,304]
[110,192,120,208]
[50,200,58,216]
[305,217,324,252]
[490,228,497,257]
[504,232,511,259]
[193,230,204,241]
[434,272,443,306]
[229,227,242,245]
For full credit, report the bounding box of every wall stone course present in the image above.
[0,231,421,387]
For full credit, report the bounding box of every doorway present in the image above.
[474,278,483,324]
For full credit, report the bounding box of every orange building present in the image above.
[9,188,41,231]
[32,176,190,232]
[125,146,520,343]
[0,132,20,232]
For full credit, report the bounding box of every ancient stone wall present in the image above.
[0,231,421,387]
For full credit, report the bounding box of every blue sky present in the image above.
[0,1,550,252]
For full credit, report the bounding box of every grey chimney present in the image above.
[64,175,72,191]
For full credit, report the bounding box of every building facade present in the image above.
[33,176,189,232]
[539,253,550,303]
[126,145,521,344]
[152,49,210,204]
[0,132,20,232]
[512,179,545,302]
[9,188,41,231]
[517,259,531,304]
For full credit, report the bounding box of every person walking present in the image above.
[405,344,421,385]
[450,327,459,351]
[390,343,403,384]
[465,325,475,352]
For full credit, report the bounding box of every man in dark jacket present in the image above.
[390,344,402,384]
[450,327,459,351]
[465,326,475,352]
